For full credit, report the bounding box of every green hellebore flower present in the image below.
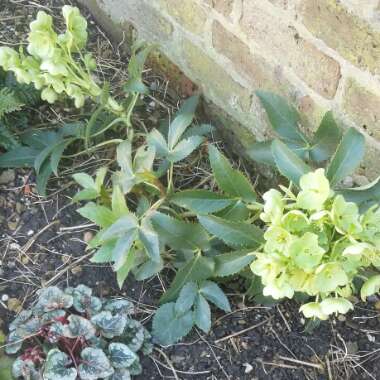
[313,262,349,293]
[40,49,69,76]
[281,210,309,233]
[360,275,380,301]
[299,302,328,320]
[27,11,57,60]
[263,277,294,299]
[0,47,20,71]
[264,226,292,255]
[331,195,362,235]
[66,84,85,108]
[41,87,58,104]
[319,297,353,315]
[296,168,331,211]
[250,253,282,282]
[260,189,284,225]
[59,5,88,51]
[42,73,65,94]
[289,232,325,271]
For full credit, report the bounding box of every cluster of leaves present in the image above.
[249,91,380,209]
[0,7,152,195]
[7,285,152,379]
[73,95,266,344]
[0,6,123,112]
[0,69,40,150]
[251,169,380,320]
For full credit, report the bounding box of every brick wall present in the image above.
[79,0,380,179]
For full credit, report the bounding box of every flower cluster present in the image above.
[251,169,380,320]
[0,6,121,111]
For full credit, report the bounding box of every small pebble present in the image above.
[83,231,93,243]
[243,363,253,374]
[1,294,9,302]
[27,230,34,236]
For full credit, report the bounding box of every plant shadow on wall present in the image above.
[0,4,380,377]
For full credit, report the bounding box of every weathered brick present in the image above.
[267,0,288,9]
[298,0,380,75]
[359,143,380,180]
[158,0,207,34]
[182,39,252,113]
[212,21,253,76]
[204,0,234,16]
[84,0,173,41]
[241,0,341,99]
[343,79,380,140]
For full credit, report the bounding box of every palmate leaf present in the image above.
[271,139,311,186]
[133,256,164,280]
[168,95,199,149]
[198,215,264,248]
[116,249,136,289]
[0,146,39,167]
[339,176,380,205]
[151,211,210,251]
[214,250,255,277]
[160,253,215,304]
[209,145,257,202]
[152,303,194,346]
[199,281,231,312]
[77,203,117,228]
[255,90,307,143]
[309,111,342,162]
[193,294,211,333]
[326,127,365,187]
[246,140,275,166]
[217,200,250,221]
[167,135,203,162]
[170,189,234,214]
[175,282,198,315]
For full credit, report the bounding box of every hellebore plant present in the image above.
[251,169,380,320]
[0,6,122,113]
[6,285,152,379]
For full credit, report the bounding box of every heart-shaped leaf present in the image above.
[78,348,114,380]
[91,311,127,339]
[108,343,138,369]
[44,349,77,380]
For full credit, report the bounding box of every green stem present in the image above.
[64,139,123,158]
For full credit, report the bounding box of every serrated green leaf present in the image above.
[338,176,380,205]
[160,253,215,304]
[326,127,365,187]
[271,139,311,186]
[246,140,275,166]
[167,135,203,163]
[138,217,160,262]
[182,123,214,139]
[170,190,234,214]
[102,214,139,240]
[209,145,256,202]
[199,281,231,312]
[36,161,53,196]
[152,303,194,345]
[0,146,39,168]
[79,348,114,380]
[91,241,115,263]
[112,231,137,270]
[309,111,342,162]
[151,212,210,251]
[133,257,164,280]
[193,294,211,333]
[255,90,306,143]
[168,95,199,149]
[51,139,73,176]
[73,188,99,202]
[147,129,168,157]
[73,172,96,189]
[216,200,250,221]
[77,203,117,228]
[117,250,136,288]
[214,250,255,277]
[198,215,264,248]
[108,343,138,369]
[175,282,198,314]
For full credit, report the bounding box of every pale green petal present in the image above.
[360,275,380,301]
[297,169,331,211]
[260,189,284,225]
[320,297,353,315]
[314,263,349,293]
[300,302,328,320]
